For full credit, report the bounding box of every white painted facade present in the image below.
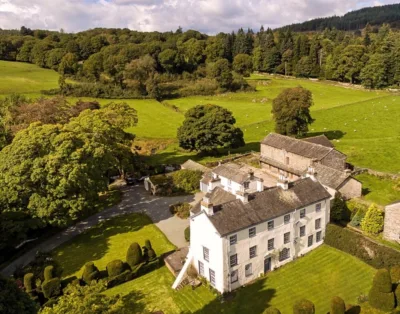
[175,167,331,293]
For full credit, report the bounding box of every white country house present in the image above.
[172,162,331,293]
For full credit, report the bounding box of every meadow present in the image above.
[1,60,399,174]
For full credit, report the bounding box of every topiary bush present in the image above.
[293,299,315,314]
[44,265,54,281]
[360,204,384,235]
[263,308,281,314]
[368,269,395,312]
[330,296,345,314]
[42,278,61,299]
[145,239,152,250]
[391,265,400,284]
[106,259,125,278]
[82,261,100,284]
[23,273,36,296]
[126,242,143,268]
[395,285,400,307]
[184,226,190,242]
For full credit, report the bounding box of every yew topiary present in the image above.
[82,261,100,284]
[293,299,315,314]
[23,273,35,295]
[42,278,61,299]
[390,265,400,284]
[368,269,395,311]
[330,296,345,314]
[126,242,142,268]
[106,259,125,277]
[43,265,54,281]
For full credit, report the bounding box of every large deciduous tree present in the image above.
[233,53,253,77]
[0,103,137,226]
[177,104,245,153]
[271,86,314,137]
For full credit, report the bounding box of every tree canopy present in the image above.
[272,86,314,137]
[177,104,245,153]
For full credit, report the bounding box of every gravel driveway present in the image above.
[1,184,202,277]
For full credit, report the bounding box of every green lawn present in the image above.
[52,213,175,279]
[356,173,400,205]
[106,245,376,314]
[1,60,400,173]
[0,60,60,96]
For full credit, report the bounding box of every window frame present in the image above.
[300,225,306,237]
[316,203,322,212]
[231,270,238,283]
[267,220,274,230]
[300,208,306,218]
[229,234,237,246]
[284,214,290,224]
[249,227,256,238]
[268,238,274,251]
[308,235,313,247]
[198,261,204,276]
[316,231,322,242]
[249,245,257,259]
[230,254,238,267]
[203,246,209,262]
[245,263,252,277]
[244,181,250,189]
[284,232,290,244]
[279,248,290,262]
[209,269,216,287]
[315,218,321,230]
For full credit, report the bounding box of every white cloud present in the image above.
[0,0,398,34]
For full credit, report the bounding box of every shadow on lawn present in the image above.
[305,130,346,140]
[54,214,151,278]
[120,290,148,314]
[189,280,276,314]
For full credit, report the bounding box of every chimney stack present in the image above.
[277,174,289,190]
[306,160,318,182]
[201,196,214,216]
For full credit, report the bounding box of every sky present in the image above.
[0,0,399,34]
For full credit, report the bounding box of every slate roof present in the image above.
[302,135,334,148]
[200,171,212,185]
[260,156,305,176]
[191,187,237,214]
[313,163,351,189]
[181,159,209,172]
[212,163,252,184]
[261,133,336,161]
[207,178,331,236]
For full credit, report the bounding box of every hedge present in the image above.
[263,308,281,314]
[106,260,126,278]
[126,242,143,268]
[391,265,400,284]
[184,226,190,242]
[395,285,400,305]
[82,261,100,284]
[106,270,134,289]
[42,278,61,299]
[293,299,315,314]
[325,224,400,269]
[330,296,345,314]
[169,202,192,219]
[44,265,54,281]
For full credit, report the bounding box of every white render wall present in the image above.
[190,198,330,293]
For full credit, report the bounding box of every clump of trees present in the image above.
[177,104,245,153]
[272,86,314,137]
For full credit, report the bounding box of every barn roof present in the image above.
[313,163,351,189]
[261,133,343,160]
[181,159,209,172]
[302,135,334,148]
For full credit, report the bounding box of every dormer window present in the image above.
[244,182,249,189]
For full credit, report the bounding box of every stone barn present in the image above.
[384,201,400,243]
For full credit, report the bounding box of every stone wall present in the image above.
[384,204,400,243]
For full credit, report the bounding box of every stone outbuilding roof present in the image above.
[181,159,209,172]
[201,178,331,236]
[312,163,351,189]
[261,133,345,161]
[302,135,334,148]
[191,187,236,214]
[212,163,254,184]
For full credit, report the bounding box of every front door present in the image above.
[264,257,272,273]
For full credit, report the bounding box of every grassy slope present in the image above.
[106,245,375,314]
[0,60,59,96]
[52,213,175,279]
[1,60,399,173]
[355,173,400,205]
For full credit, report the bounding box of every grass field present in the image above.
[356,173,400,205]
[105,245,376,314]
[52,213,175,279]
[1,60,399,173]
